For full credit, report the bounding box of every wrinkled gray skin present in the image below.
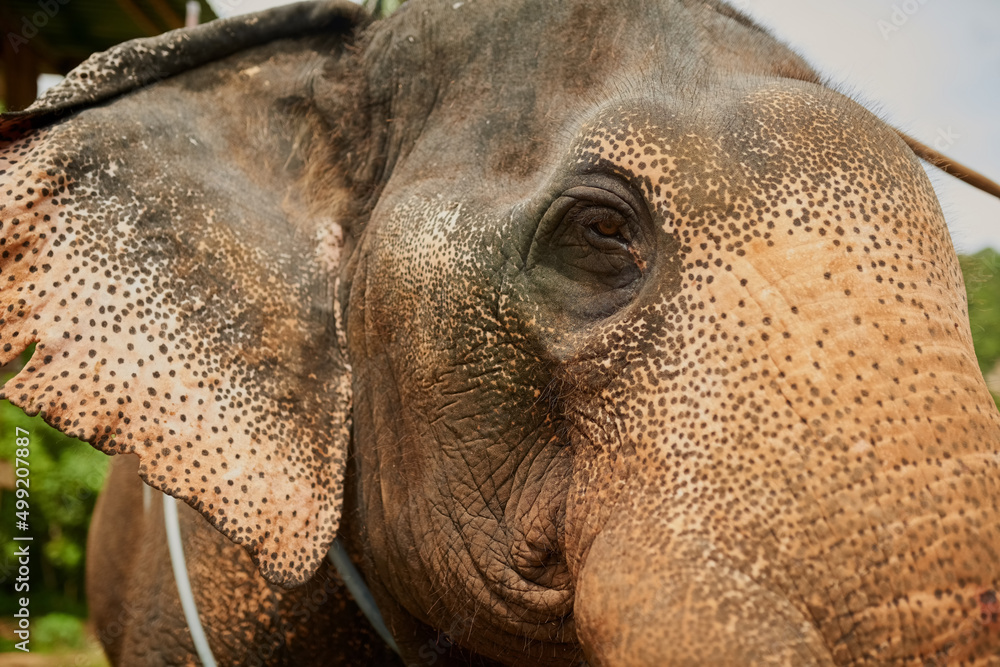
[2,0,1000,665]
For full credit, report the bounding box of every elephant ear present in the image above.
[0,1,368,587]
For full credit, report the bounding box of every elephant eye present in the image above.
[524,184,650,322]
[595,216,624,238]
[566,203,632,248]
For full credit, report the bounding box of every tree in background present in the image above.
[960,249,1000,406]
[0,350,109,655]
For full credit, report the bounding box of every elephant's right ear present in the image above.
[0,1,371,588]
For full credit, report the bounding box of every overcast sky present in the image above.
[739,0,1000,254]
[206,0,1000,253]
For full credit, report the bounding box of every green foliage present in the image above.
[365,0,405,19]
[0,614,108,662]
[960,249,1000,402]
[33,612,90,649]
[0,349,109,628]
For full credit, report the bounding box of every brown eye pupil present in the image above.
[596,218,622,237]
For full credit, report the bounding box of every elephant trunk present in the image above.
[572,480,1000,665]
[565,348,1000,665]
[574,527,833,666]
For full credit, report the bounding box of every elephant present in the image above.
[2,0,1000,664]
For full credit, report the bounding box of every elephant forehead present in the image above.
[574,84,934,223]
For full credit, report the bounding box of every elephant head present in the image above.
[2,0,999,664]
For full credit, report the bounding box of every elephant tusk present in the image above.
[327,539,402,655]
[897,130,1000,200]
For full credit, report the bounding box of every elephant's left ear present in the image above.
[0,1,370,587]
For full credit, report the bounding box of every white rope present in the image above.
[327,538,401,655]
[163,494,218,667]
[164,491,399,661]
